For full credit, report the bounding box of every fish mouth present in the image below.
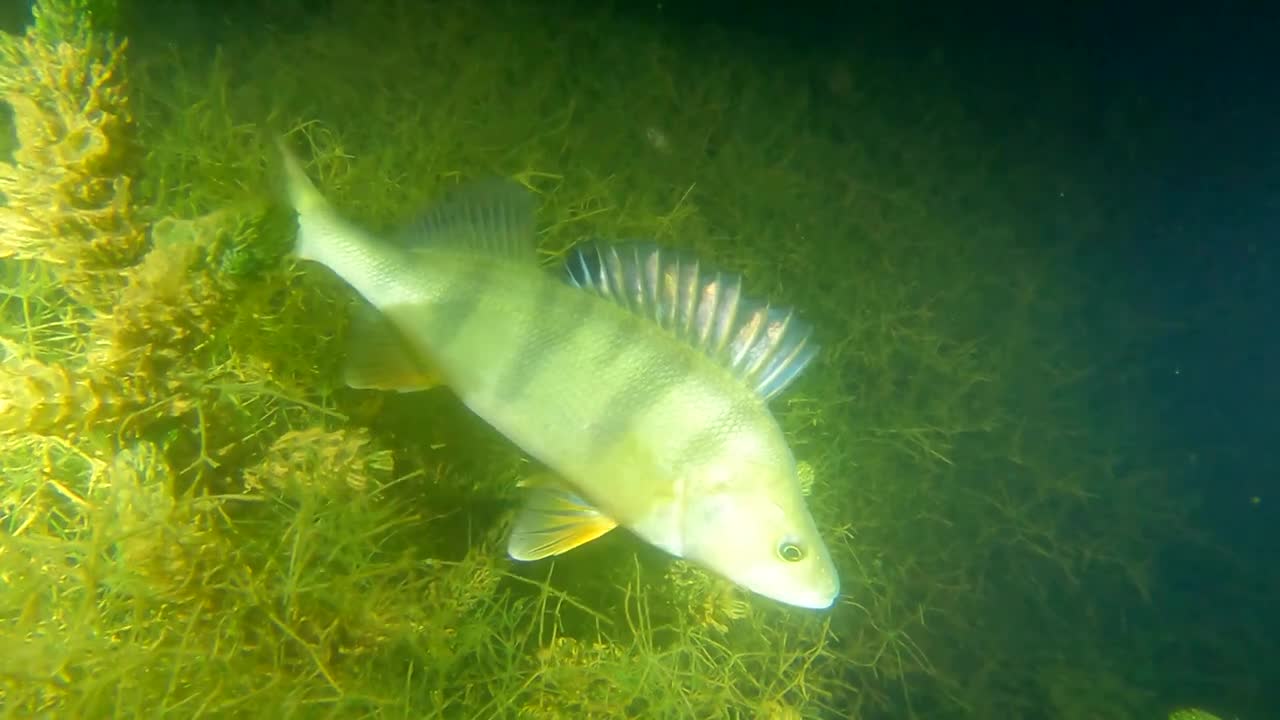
[756,567,840,610]
[799,561,842,609]
[765,586,839,610]
[792,582,840,610]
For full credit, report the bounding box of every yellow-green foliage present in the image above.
[0,0,140,306]
[0,0,1193,718]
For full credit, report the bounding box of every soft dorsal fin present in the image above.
[565,242,818,400]
[396,178,537,260]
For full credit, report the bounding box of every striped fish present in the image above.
[280,143,839,609]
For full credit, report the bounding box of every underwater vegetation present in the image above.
[0,0,1218,718]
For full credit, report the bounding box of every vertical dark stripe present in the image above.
[492,274,583,403]
[583,329,701,457]
[671,401,741,474]
[578,302,635,376]
[413,258,501,351]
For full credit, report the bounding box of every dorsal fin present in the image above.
[396,178,537,260]
[566,242,818,400]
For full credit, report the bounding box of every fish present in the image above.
[1167,710,1227,720]
[278,142,840,609]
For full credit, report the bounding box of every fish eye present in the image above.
[777,541,805,563]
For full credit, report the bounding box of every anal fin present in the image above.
[344,301,444,393]
[508,475,618,561]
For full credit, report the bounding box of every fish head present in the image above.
[680,448,840,610]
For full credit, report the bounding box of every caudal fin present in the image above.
[277,138,337,263]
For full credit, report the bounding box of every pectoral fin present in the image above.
[507,477,618,561]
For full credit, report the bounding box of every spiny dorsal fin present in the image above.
[565,242,819,401]
[396,178,537,260]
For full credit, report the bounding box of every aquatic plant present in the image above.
[0,0,141,306]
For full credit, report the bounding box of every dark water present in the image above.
[631,0,1280,713]
[826,0,1280,713]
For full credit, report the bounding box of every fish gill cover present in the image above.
[0,0,1220,718]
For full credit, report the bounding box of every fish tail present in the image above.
[277,138,335,263]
